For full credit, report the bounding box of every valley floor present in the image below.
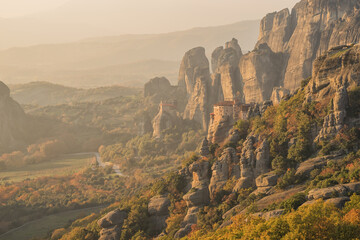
[0,206,104,240]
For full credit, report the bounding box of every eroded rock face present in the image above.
[209,147,240,198]
[178,47,210,97]
[315,87,348,141]
[307,44,360,102]
[176,160,210,238]
[257,0,360,91]
[207,115,234,144]
[256,8,292,53]
[271,87,290,105]
[183,71,211,130]
[98,209,128,240]
[234,136,271,191]
[240,44,286,103]
[199,138,210,157]
[179,47,212,130]
[307,182,360,201]
[0,81,29,152]
[211,38,243,102]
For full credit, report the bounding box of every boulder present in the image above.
[98,225,122,240]
[325,197,350,209]
[255,172,279,188]
[344,182,360,193]
[148,195,171,216]
[183,186,210,207]
[97,209,127,229]
[174,224,193,239]
[308,185,349,200]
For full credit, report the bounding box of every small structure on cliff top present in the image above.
[210,98,251,123]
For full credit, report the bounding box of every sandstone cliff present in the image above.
[211,38,243,102]
[240,43,286,103]
[257,0,360,91]
[179,47,212,130]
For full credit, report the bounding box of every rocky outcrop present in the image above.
[255,172,279,188]
[178,47,211,97]
[225,38,243,59]
[240,44,286,103]
[256,9,292,53]
[234,136,271,191]
[199,138,210,156]
[144,77,172,98]
[211,39,243,101]
[207,115,234,144]
[271,87,290,105]
[152,102,180,138]
[307,182,360,201]
[176,160,210,238]
[0,81,29,152]
[295,154,341,177]
[179,47,212,130]
[209,147,240,198]
[98,209,127,240]
[257,0,360,91]
[148,195,171,234]
[307,44,360,101]
[211,47,224,73]
[315,86,348,141]
[183,72,211,130]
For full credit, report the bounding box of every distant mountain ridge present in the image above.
[0,20,260,88]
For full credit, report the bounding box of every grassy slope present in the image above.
[0,206,103,240]
[0,154,93,182]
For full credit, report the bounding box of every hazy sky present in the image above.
[0,0,299,22]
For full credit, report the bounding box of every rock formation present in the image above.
[257,0,360,91]
[179,47,212,130]
[316,87,348,141]
[144,77,173,98]
[199,138,210,156]
[175,160,210,238]
[0,81,29,153]
[211,38,243,102]
[307,44,360,101]
[98,209,128,240]
[147,195,171,235]
[271,87,290,105]
[152,101,180,138]
[209,147,240,198]
[240,43,286,103]
[234,135,271,191]
[178,47,211,97]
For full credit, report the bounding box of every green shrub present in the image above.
[280,193,306,213]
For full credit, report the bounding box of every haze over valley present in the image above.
[1,0,360,240]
